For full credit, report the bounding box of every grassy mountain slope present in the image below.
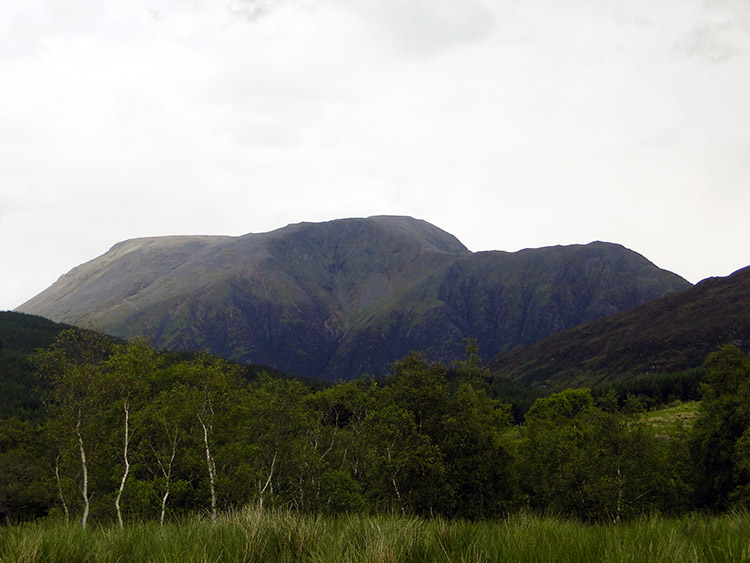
[488,266,750,390]
[18,216,691,380]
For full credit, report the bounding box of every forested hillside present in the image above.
[0,312,72,420]
[3,328,750,526]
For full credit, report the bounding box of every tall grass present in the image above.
[2,508,750,562]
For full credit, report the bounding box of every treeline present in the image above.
[2,329,750,525]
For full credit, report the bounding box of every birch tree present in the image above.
[104,339,157,528]
[137,385,189,525]
[34,329,115,528]
[242,377,309,510]
[302,381,372,512]
[360,403,446,514]
[172,354,240,521]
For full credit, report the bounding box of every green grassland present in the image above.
[642,401,700,434]
[2,509,750,562]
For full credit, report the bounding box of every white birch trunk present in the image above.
[386,440,402,507]
[258,450,277,511]
[158,435,177,526]
[199,414,217,521]
[54,452,69,523]
[75,413,90,529]
[159,481,171,526]
[115,399,130,528]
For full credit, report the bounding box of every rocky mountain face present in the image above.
[488,265,750,391]
[18,216,691,380]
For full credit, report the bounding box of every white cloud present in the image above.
[2,0,750,309]
[345,0,497,56]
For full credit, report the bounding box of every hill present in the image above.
[488,265,750,390]
[17,216,691,380]
[0,311,71,419]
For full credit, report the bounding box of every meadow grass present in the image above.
[2,508,750,562]
[642,400,699,431]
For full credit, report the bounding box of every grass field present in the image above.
[642,400,699,435]
[2,508,750,562]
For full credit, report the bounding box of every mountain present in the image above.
[17,216,691,380]
[488,265,750,391]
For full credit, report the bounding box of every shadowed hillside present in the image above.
[488,266,750,390]
[0,311,71,419]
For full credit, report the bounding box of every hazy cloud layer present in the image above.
[2,0,749,309]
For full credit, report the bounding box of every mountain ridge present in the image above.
[18,216,691,380]
[488,265,750,390]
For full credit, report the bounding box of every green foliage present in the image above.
[487,375,549,423]
[0,418,54,523]
[4,329,750,527]
[439,382,515,518]
[689,344,750,509]
[592,369,704,409]
[521,388,685,521]
[361,402,448,514]
[317,470,366,514]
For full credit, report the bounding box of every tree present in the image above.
[689,344,750,509]
[452,338,491,391]
[103,339,157,527]
[303,381,372,513]
[439,382,516,518]
[521,388,677,521]
[384,352,449,436]
[521,388,596,518]
[169,354,242,521]
[0,418,53,523]
[34,329,116,528]
[135,380,195,524]
[239,376,311,511]
[359,402,447,514]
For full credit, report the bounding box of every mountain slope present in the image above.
[18,216,691,380]
[488,265,750,390]
[322,241,692,380]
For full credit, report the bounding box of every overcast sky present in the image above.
[2,0,749,311]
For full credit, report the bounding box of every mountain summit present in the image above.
[18,216,691,380]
